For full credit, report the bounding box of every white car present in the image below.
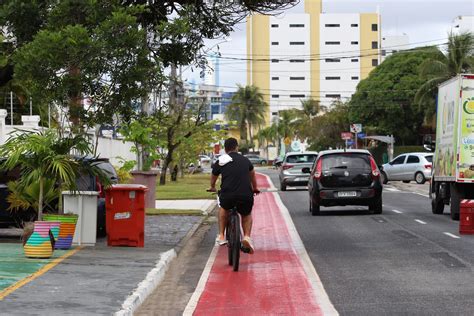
[381,152,433,184]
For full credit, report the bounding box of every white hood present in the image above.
[218,154,233,166]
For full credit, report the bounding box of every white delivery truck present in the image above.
[430,74,474,220]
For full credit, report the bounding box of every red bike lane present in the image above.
[185,173,337,315]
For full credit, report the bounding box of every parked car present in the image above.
[244,154,267,165]
[305,149,383,216]
[75,157,119,237]
[381,152,433,184]
[278,151,318,191]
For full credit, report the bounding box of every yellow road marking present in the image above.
[0,246,83,301]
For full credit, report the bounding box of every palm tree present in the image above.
[277,110,297,153]
[293,98,324,140]
[256,125,278,159]
[0,129,93,220]
[415,32,474,121]
[225,85,267,152]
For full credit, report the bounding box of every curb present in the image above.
[115,201,218,316]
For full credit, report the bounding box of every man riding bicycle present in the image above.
[208,138,259,254]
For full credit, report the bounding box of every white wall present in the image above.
[319,13,361,108]
[381,34,410,61]
[269,14,311,115]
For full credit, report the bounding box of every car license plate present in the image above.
[338,191,357,197]
[295,177,309,182]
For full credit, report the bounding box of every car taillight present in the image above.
[282,164,294,170]
[369,157,380,179]
[313,159,322,180]
[96,176,104,198]
[424,164,432,169]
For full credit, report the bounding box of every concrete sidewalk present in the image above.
[0,199,216,315]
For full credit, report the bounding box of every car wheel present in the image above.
[311,200,320,216]
[402,180,410,183]
[381,171,388,184]
[369,197,383,214]
[261,160,267,166]
[415,172,426,184]
[280,182,287,191]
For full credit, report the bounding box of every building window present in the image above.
[289,59,305,63]
[271,24,279,28]
[325,58,341,62]
[272,77,279,80]
[351,41,359,45]
[325,94,341,98]
[289,41,305,45]
[289,24,305,28]
[372,41,378,49]
[325,41,340,45]
[290,94,305,98]
[271,59,279,63]
[372,59,378,66]
[271,41,279,45]
[351,58,359,62]
[272,94,280,98]
[351,23,358,27]
[325,76,341,80]
[272,112,278,116]
[325,24,340,27]
[372,24,378,31]
[290,77,305,80]
[351,76,359,80]
[382,49,386,56]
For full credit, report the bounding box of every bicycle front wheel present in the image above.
[226,222,232,266]
[231,214,240,271]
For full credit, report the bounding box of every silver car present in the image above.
[278,151,318,191]
[381,152,433,184]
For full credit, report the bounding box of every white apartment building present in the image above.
[247,0,380,122]
[452,16,474,34]
[381,34,410,62]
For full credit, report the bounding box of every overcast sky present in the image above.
[184,0,474,90]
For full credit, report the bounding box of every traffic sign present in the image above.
[350,124,362,133]
[341,132,352,140]
[346,140,355,146]
[357,132,366,138]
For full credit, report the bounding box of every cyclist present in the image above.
[208,137,260,254]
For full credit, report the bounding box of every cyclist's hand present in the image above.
[253,189,261,196]
[207,187,217,193]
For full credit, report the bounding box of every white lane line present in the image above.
[392,209,403,214]
[413,192,430,198]
[183,244,219,315]
[415,219,427,225]
[443,232,461,239]
[262,173,339,316]
[384,187,400,192]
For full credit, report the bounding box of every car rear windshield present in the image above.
[93,161,117,177]
[321,153,371,171]
[286,154,317,163]
[425,155,433,163]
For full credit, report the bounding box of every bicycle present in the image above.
[207,189,261,271]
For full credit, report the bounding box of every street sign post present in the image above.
[341,132,352,149]
[350,124,362,149]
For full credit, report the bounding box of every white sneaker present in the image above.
[242,236,255,254]
[215,236,228,246]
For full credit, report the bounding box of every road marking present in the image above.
[413,192,430,198]
[0,246,82,301]
[392,209,403,214]
[384,187,400,192]
[443,232,461,239]
[415,219,427,225]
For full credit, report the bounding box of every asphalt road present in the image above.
[263,169,474,316]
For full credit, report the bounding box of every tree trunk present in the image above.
[38,177,44,221]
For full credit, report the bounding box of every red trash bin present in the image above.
[106,184,148,247]
[460,199,474,235]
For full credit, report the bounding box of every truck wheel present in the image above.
[415,172,426,184]
[450,184,461,221]
[369,197,383,214]
[431,197,444,214]
[311,200,320,216]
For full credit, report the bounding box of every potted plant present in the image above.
[120,115,160,209]
[0,129,102,252]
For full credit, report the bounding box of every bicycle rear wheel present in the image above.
[226,222,232,266]
[231,213,240,271]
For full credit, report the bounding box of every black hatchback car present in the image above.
[304,149,383,216]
